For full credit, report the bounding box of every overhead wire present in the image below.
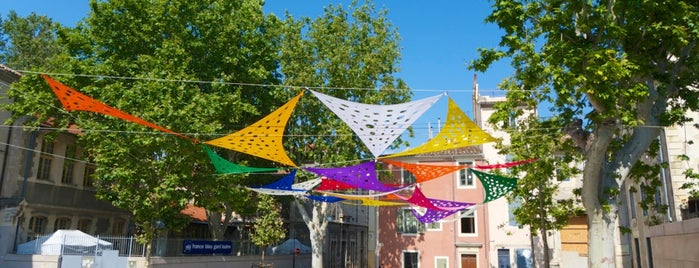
[14,69,520,94]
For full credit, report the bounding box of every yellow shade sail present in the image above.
[204,92,303,167]
[383,97,496,158]
[359,198,406,207]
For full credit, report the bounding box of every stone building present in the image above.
[0,64,131,261]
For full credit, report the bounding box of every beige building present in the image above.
[0,64,131,262]
[627,111,699,268]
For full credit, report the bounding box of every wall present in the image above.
[649,217,699,267]
[1,254,311,268]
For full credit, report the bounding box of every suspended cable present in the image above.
[14,70,517,94]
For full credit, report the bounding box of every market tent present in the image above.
[270,239,312,255]
[17,230,113,255]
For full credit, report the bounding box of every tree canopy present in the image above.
[2,2,411,264]
[471,1,699,267]
[4,0,284,244]
[277,2,411,266]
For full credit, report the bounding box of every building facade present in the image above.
[376,79,531,268]
[626,110,699,268]
[0,65,132,262]
[378,147,488,268]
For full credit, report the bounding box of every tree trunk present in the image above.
[587,207,618,268]
[261,248,266,264]
[538,185,550,268]
[207,205,234,240]
[294,199,329,268]
[529,229,538,268]
[540,227,550,268]
[578,121,618,268]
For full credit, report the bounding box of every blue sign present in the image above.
[182,240,233,255]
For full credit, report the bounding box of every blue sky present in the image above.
[0,0,512,147]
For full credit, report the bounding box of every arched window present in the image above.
[77,218,92,233]
[28,216,48,237]
[54,217,72,230]
[111,218,126,236]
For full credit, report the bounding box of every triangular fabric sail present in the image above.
[315,177,359,191]
[305,195,344,203]
[310,90,442,157]
[406,186,445,211]
[359,198,406,207]
[383,97,496,158]
[304,161,397,192]
[42,75,193,141]
[293,178,322,191]
[205,92,303,167]
[411,206,464,223]
[252,170,297,190]
[411,199,475,223]
[203,146,281,174]
[475,158,537,170]
[380,159,466,183]
[249,187,308,196]
[428,198,474,210]
[470,169,518,203]
[247,170,308,196]
[317,186,409,199]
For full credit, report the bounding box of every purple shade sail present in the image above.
[305,161,397,192]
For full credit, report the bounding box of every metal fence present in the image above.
[18,234,270,257]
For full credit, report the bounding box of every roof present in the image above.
[0,64,22,83]
[181,204,208,222]
[181,204,244,223]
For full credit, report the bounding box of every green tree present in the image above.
[250,194,286,266]
[278,1,411,266]
[0,11,67,70]
[471,1,699,267]
[494,115,583,267]
[4,0,284,254]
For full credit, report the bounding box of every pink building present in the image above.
[378,146,489,268]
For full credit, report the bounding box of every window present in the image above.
[112,219,125,236]
[515,249,533,268]
[37,141,54,181]
[460,210,476,235]
[646,237,654,268]
[629,189,637,219]
[508,198,522,226]
[54,217,71,230]
[654,188,663,208]
[435,256,448,268]
[689,198,699,213]
[634,238,641,268]
[458,162,474,187]
[28,216,48,237]
[554,163,571,182]
[498,248,511,268]
[507,112,518,128]
[62,144,76,184]
[83,164,96,187]
[397,208,424,234]
[403,251,418,268]
[77,219,92,233]
[401,168,416,185]
[641,190,648,216]
[426,221,442,230]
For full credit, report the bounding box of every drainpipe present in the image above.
[0,124,13,196]
[453,162,457,266]
[658,131,673,222]
[13,129,38,251]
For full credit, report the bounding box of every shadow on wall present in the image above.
[377,190,426,266]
